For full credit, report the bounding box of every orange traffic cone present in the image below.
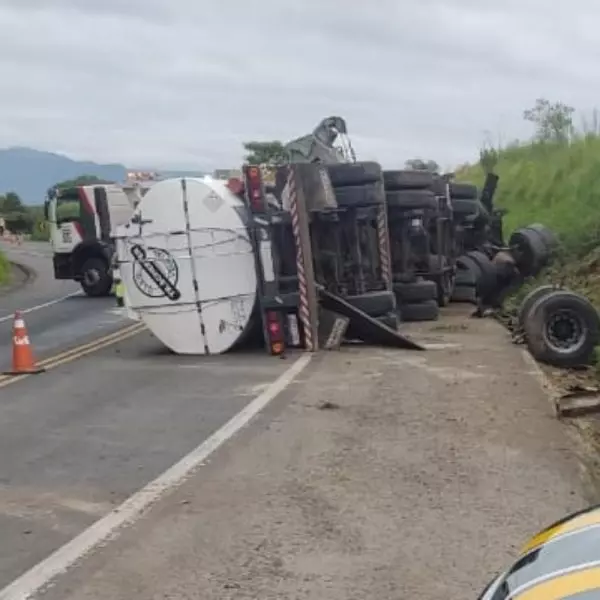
[4,311,44,375]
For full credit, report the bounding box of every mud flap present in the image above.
[317,287,425,351]
[318,308,350,350]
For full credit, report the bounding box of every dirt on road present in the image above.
[38,307,591,600]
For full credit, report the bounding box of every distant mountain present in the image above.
[0,147,128,204]
[0,147,215,204]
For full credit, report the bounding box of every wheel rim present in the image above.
[542,309,587,354]
[84,268,100,286]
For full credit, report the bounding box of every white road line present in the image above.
[0,292,83,323]
[0,352,312,600]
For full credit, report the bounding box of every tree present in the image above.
[242,141,286,165]
[523,98,574,143]
[0,191,24,212]
[0,192,32,233]
[404,158,439,173]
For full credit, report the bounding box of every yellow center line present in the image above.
[0,322,146,389]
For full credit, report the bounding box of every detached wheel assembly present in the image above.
[528,223,558,251]
[517,285,556,329]
[509,227,549,277]
[524,290,600,367]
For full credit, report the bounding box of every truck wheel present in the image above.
[80,257,112,297]
[509,228,549,276]
[525,290,600,367]
[327,162,382,187]
[386,190,438,210]
[517,285,556,329]
[455,268,478,287]
[451,284,478,303]
[334,183,385,207]
[394,279,437,303]
[456,255,483,288]
[383,170,435,190]
[345,291,396,317]
[465,250,497,296]
[400,299,440,322]
[451,198,479,216]
[449,182,478,199]
[527,223,558,250]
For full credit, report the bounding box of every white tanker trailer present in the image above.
[115,176,261,355]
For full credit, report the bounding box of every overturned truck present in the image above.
[114,162,424,356]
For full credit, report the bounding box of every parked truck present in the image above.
[44,182,146,296]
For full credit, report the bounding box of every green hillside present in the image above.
[457,135,600,257]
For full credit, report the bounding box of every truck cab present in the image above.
[45,183,139,296]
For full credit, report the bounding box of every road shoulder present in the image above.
[36,310,589,600]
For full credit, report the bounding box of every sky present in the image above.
[0,0,599,172]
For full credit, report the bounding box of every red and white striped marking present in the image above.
[12,312,30,345]
[287,167,314,351]
[376,205,392,288]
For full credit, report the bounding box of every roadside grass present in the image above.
[457,134,600,305]
[458,134,600,378]
[457,134,600,256]
[0,251,11,287]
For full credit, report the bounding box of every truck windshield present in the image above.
[55,190,81,224]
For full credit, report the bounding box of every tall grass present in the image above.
[456,134,600,257]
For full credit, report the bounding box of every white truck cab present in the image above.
[45,183,143,296]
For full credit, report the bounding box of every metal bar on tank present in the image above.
[180,178,210,354]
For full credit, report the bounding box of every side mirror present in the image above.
[43,201,49,221]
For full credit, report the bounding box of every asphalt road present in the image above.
[0,240,295,592]
[0,241,130,370]
[11,312,589,600]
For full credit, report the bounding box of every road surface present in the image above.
[0,240,298,593]
[1,310,590,600]
[0,245,592,599]
[0,241,131,370]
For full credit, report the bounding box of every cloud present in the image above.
[0,0,597,171]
